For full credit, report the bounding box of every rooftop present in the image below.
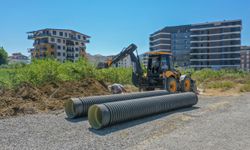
[150,19,242,36]
[27,28,90,38]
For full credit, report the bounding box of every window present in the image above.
[63,53,65,56]
[75,54,79,57]
[57,46,61,49]
[57,39,61,43]
[51,38,55,42]
[63,46,65,50]
[63,40,65,44]
[75,48,79,51]
[53,31,56,35]
[78,35,81,39]
[57,52,61,56]
[59,32,63,36]
[65,33,68,37]
[75,42,79,45]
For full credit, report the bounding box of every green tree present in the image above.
[0,47,8,65]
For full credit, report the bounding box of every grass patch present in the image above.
[181,68,250,92]
[0,69,8,80]
[206,81,235,90]
[0,59,132,89]
[0,69,12,87]
[240,80,250,92]
[1,60,250,93]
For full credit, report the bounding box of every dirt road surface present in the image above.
[1,93,250,150]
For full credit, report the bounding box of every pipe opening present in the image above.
[64,100,77,119]
[88,105,103,129]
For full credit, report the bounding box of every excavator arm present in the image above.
[97,43,143,87]
[129,45,143,87]
[111,43,143,87]
[114,44,143,87]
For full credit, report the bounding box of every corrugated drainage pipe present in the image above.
[65,90,170,118]
[88,92,198,129]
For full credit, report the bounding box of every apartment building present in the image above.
[150,25,191,67]
[150,19,242,69]
[8,52,29,64]
[27,29,90,62]
[241,46,250,71]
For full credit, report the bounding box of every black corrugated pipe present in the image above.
[88,92,198,129]
[65,90,170,118]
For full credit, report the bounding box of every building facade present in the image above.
[150,25,191,67]
[150,20,242,69]
[241,46,250,71]
[27,29,90,62]
[190,20,242,69]
[8,53,29,64]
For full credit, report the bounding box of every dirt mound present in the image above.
[0,79,110,118]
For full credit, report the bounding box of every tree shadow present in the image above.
[89,106,199,136]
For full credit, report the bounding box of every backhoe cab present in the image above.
[142,51,192,93]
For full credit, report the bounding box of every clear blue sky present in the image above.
[0,0,249,56]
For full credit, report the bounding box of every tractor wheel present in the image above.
[167,77,177,93]
[181,77,192,92]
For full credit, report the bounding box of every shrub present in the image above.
[0,58,133,88]
[95,67,132,84]
[7,59,60,86]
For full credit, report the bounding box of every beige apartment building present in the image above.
[27,29,90,62]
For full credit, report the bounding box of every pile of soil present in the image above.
[0,79,110,118]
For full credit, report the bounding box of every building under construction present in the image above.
[27,29,90,62]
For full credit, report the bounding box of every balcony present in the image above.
[28,48,34,53]
[67,56,75,59]
[66,40,75,46]
[33,41,49,46]
[84,39,90,43]
[28,33,51,39]
[66,48,74,52]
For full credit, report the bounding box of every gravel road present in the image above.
[0,93,250,150]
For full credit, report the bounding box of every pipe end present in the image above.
[64,98,82,119]
[88,104,110,129]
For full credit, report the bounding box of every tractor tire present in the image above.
[167,77,177,93]
[181,77,192,92]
